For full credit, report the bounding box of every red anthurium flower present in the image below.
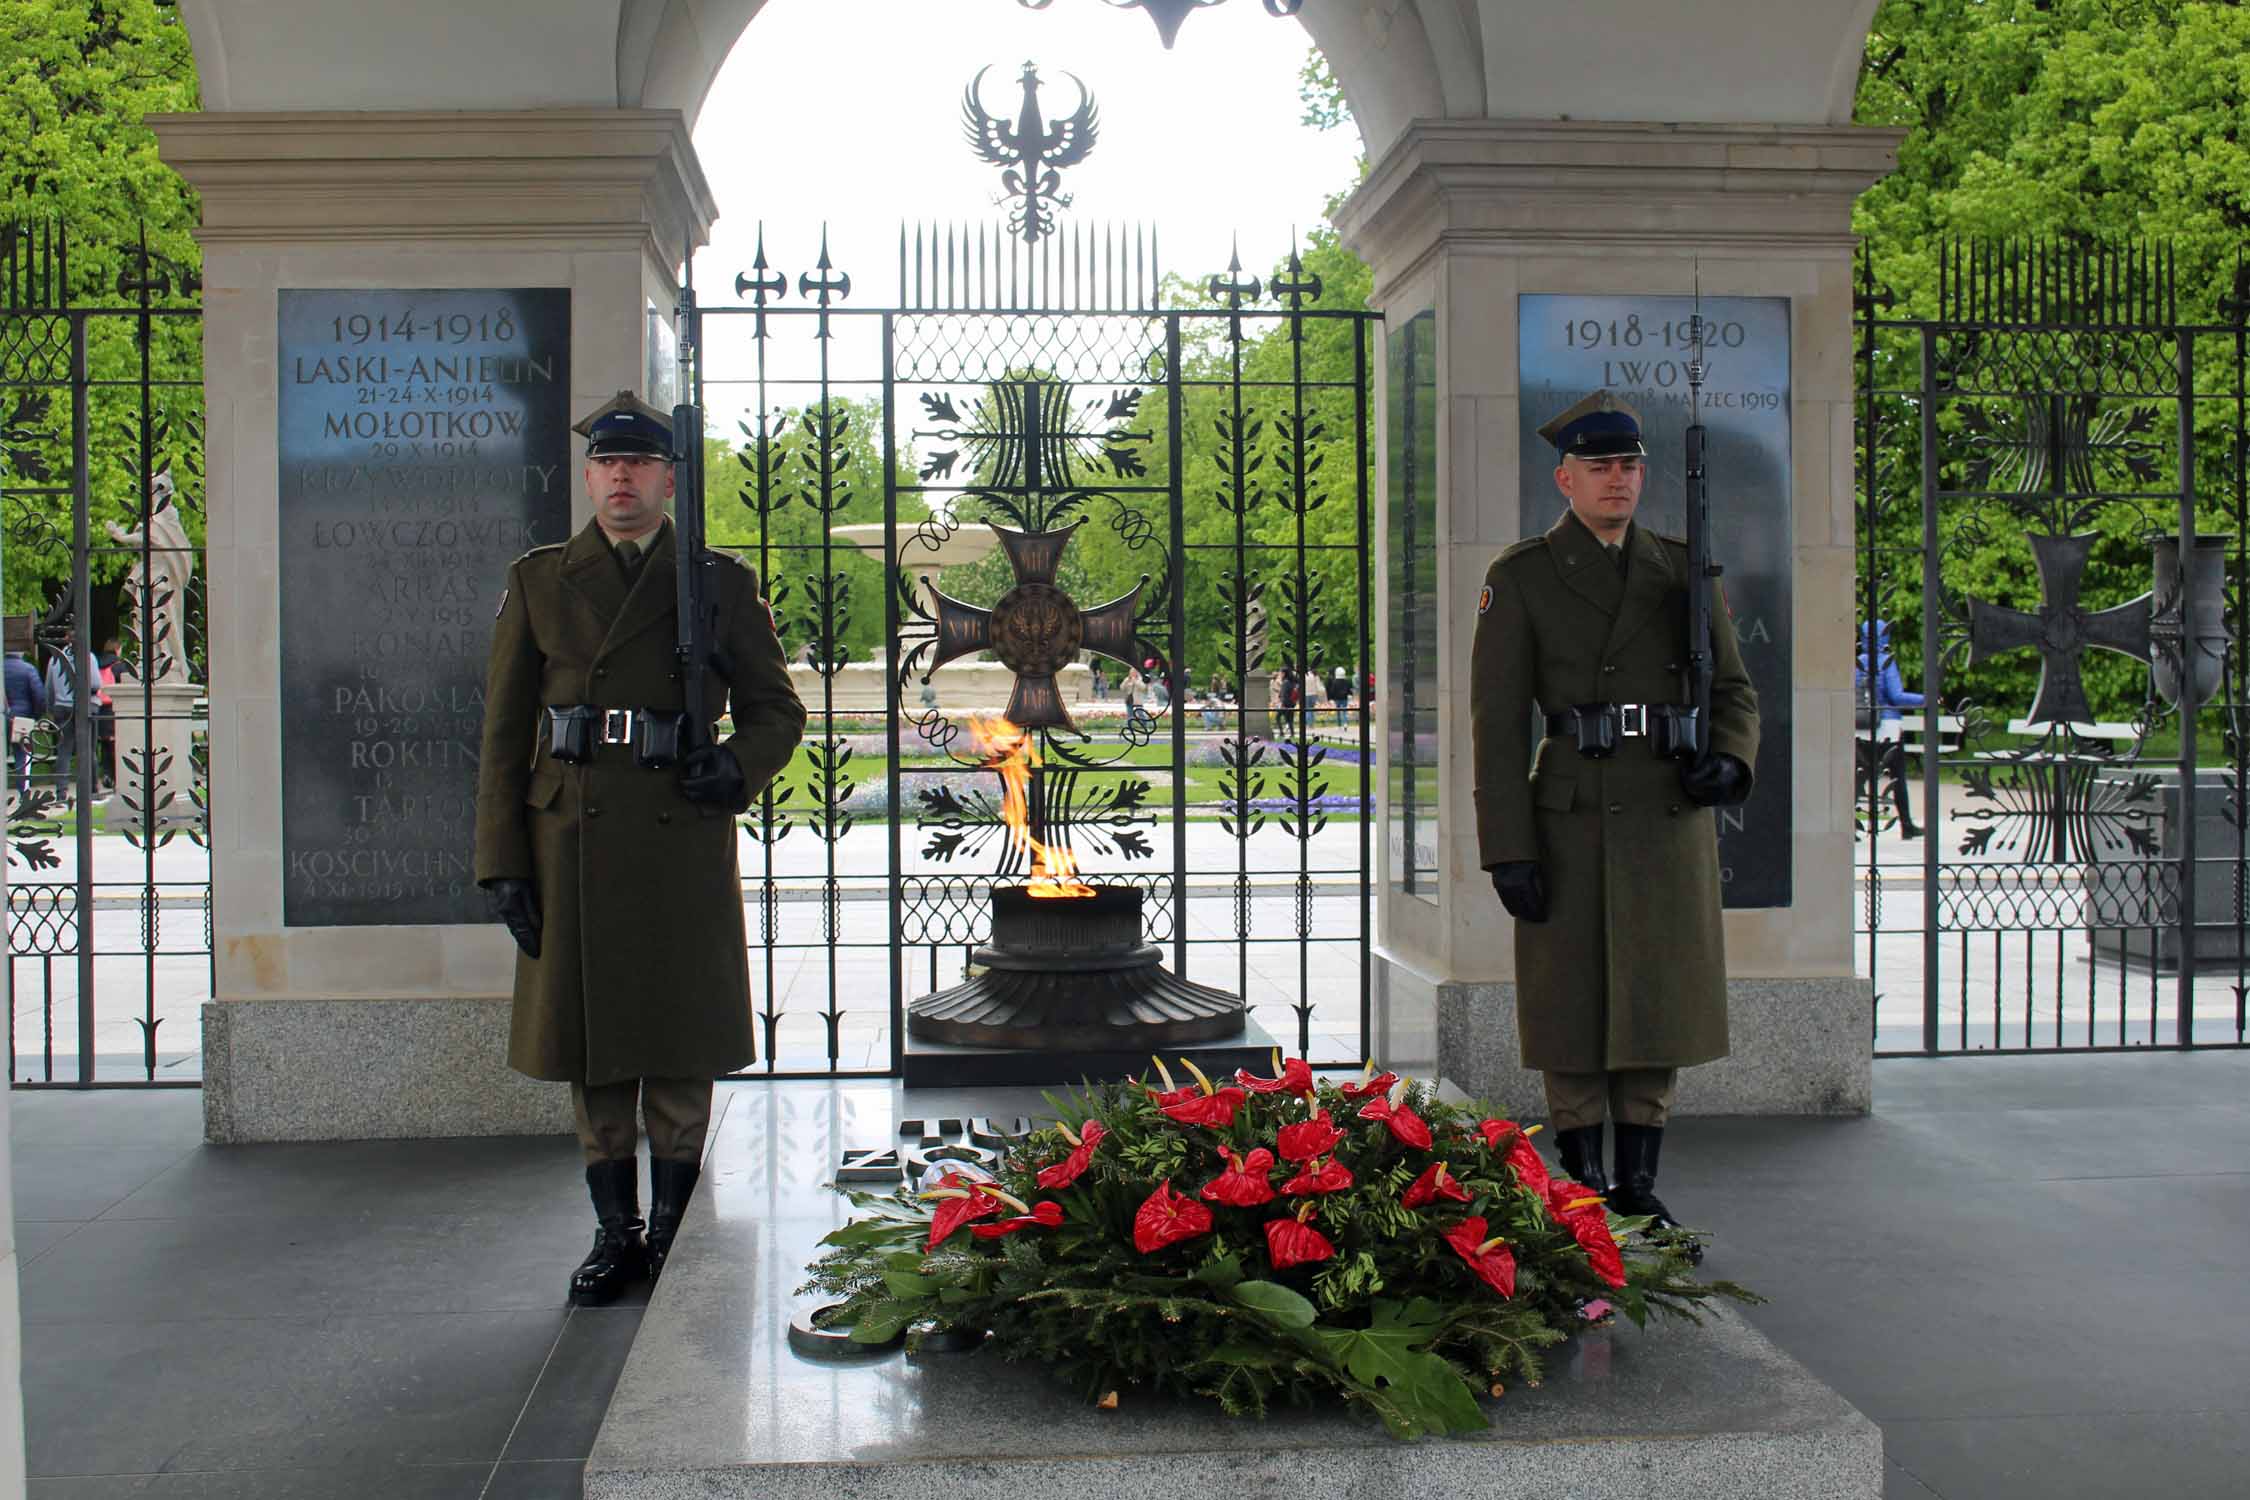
[1442,1215,1519,1298]
[1276,1108,1345,1162]
[1035,1118,1106,1191]
[1505,1137,1552,1200]
[1543,1180,1627,1288]
[1159,1086,1247,1128]
[1356,1097,1435,1150]
[1337,1070,1401,1099]
[923,1172,1009,1249]
[1264,1202,1335,1269]
[1149,1082,1202,1108]
[1280,1155,1355,1195]
[1199,1146,1278,1207]
[1475,1117,1524,1150]
[1132,1180,1215,1253]
[1401,1160,1472,1210]
[969,1200,1065,1238]
[1236,1054,1317,1096]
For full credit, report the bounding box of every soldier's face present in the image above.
[586,454,674,540]
[1556,454,1644,538]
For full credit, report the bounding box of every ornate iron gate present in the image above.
[698,223,1377,1076]
[0,223,211,1087]
[1857,240,2250,1054]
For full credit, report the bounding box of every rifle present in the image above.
[1678,279,1718,762]
[672,268,727,753]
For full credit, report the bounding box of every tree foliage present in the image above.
[0,0,203,619]
[1852,1,2250,730]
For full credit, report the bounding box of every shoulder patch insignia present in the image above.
[1477,584,1493,615]
[493,586,509,620]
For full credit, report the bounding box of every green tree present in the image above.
[1852,1,2250,732]
[0,0,203,620]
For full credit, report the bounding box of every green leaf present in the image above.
[1230,1279,1317,1329]
[1192,1251,1245,1291]
[1311,1298,1487,1436]
[882,1270,938,1297]
[848,1303,915,1344]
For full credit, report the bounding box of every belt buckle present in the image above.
[603,708,631,745]
[1619,704,1646,738]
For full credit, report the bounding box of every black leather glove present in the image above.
[483,878,541,959]
[1488,861,1549,923]
[680,743,749,811]
[1679,752,1751,808]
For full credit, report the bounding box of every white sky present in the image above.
[688,0,1363,319]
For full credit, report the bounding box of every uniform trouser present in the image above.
[1542,1068,1678,1132]
[570,1077,714,1166]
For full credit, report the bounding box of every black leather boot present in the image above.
[1552,1124,1610,1197]
[569,1157,649,1306]
[646,1156,702,1283]
[1611,1123,1702,1264]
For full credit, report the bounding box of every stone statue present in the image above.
[105,469,196,684]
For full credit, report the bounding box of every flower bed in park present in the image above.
[799,1058,1753,1439]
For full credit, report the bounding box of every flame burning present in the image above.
[965,715,1095,898]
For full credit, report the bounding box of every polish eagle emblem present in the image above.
[962,62,1100,245]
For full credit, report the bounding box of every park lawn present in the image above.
[759,730,1373,816]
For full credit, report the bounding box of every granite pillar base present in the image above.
[201,997,572,1143]
[1419,965,1871,1118]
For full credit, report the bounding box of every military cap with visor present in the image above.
[573,390,674,460]
[1537,389,1646,459]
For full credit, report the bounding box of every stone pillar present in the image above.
[151,110,716,1141]
[1338,121,1898,1115]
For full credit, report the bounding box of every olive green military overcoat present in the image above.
[1469,511,1760,1073]
[473,516,806,1085]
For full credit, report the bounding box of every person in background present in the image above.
[93,636,120,794]
[1856,620,1925,840]
[1122,665,1144,718]
[4,648,44,800]
[1202,668,1231,731]
[42,643,96,803]
[1090,661,1108,700]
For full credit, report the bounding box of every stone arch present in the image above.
[175,1,1884,162]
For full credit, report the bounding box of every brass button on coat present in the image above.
[1608,802,1623,815]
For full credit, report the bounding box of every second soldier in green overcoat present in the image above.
[1469,390,1758,1246]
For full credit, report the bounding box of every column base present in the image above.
[1378,956,1870,1116]
[201,998,572,1142]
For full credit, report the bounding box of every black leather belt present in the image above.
[1544,702,1688,759]
[546,704,700,767]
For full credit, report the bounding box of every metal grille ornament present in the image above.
[926,519,1142,732]
[1016,0,1303,49]
[963,63,1099,245]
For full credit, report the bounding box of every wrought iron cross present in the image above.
[926,521,1142,734]
[1965,531,2152,726]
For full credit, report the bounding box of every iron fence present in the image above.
[1857,239,2250,1054]
[701,222,1378,1076]
[0,222,210,1086]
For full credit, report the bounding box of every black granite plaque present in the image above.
[279,288,571,926]
[1518,295,1794,909]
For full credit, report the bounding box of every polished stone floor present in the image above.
[14,1049,2250,1498]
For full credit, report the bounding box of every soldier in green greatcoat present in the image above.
[1469,391,1759,1246]
[475,392,805,1305]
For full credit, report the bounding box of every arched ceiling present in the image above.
[178,0,1882,163]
